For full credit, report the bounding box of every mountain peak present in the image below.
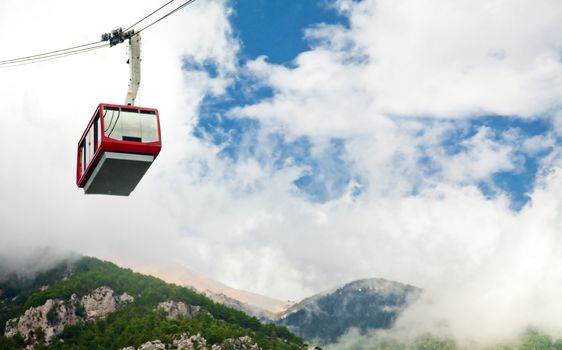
[276,277,421,344]
[336,278,419,294]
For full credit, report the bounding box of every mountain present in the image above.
[131,261,423,345]
[0,256,305,350]
[111,260,422,345]
[275,278,421,344]
[125,261,294,320]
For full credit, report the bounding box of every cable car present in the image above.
[76,103,161,196]
[76,30,161,196]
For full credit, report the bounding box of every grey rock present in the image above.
[5,286,135,346]
[173,332,208,349]
[118,292,135,304]
[139,340,166,350]
[157,300,200,320]
[120,340,167,350]
[216,336,260,350]
[121,333,261,350]
[4,298,80,343]
[81,286,116,319]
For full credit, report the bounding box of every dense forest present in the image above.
[0,256,305,349]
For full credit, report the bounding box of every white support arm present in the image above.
[125,34,141,106]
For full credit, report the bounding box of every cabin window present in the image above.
[94,115,101,152]
[121,110,142,141]
[93,119,98,152]
[86,127,94,167]
[104,107,122,140]
[140,110,159,142]
[79,141,85,176]
[104,107,158,143]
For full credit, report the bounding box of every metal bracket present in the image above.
[101,28,135,47]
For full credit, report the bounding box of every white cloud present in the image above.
[217,0,562,344]
[522,134,554,156]
[234,0,562,140]
[431,126,516,184]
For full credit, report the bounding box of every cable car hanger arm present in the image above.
[101,28,141,106]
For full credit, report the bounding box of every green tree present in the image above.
[413,335,457,350]
[519,330,553,350]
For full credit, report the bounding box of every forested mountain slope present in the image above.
[276,278,420,344]
[0,256,305,350]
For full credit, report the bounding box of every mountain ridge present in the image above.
[124,260,424,344]
[0,256,305,350]
[276,277,421,344]
[117,260,295,320]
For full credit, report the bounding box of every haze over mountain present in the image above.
[124,261,295,319]
[4,253,562,350]
[129,260,422,344]
[118,256,427,346]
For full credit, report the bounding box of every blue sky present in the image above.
[230,0,349,64]
[192,0,557,210]
[194,0,358,203]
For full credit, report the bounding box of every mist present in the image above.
[0,247,77,280]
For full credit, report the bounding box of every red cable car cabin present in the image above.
[76,103,161,196]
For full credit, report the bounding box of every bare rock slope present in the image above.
[121,332,260,350]
[4,286,133,344]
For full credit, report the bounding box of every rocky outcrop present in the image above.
[5,299,56,341]
[173,333,208,349]
[79,286,133,320]
[118,292,135,304]
[4,286,134,345]
[139,340,166,350]
[120,341,166,350]
[157,300,200,320]
[213,336,259,350]
[4,297,81,343]
[120,333,261,350]
[81,286,116,319]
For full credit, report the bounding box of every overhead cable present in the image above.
[0,41,104,66]
[0,0,198,68]
[0,43,109,68]
[135,0,198,35]
[124,0,176,31]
